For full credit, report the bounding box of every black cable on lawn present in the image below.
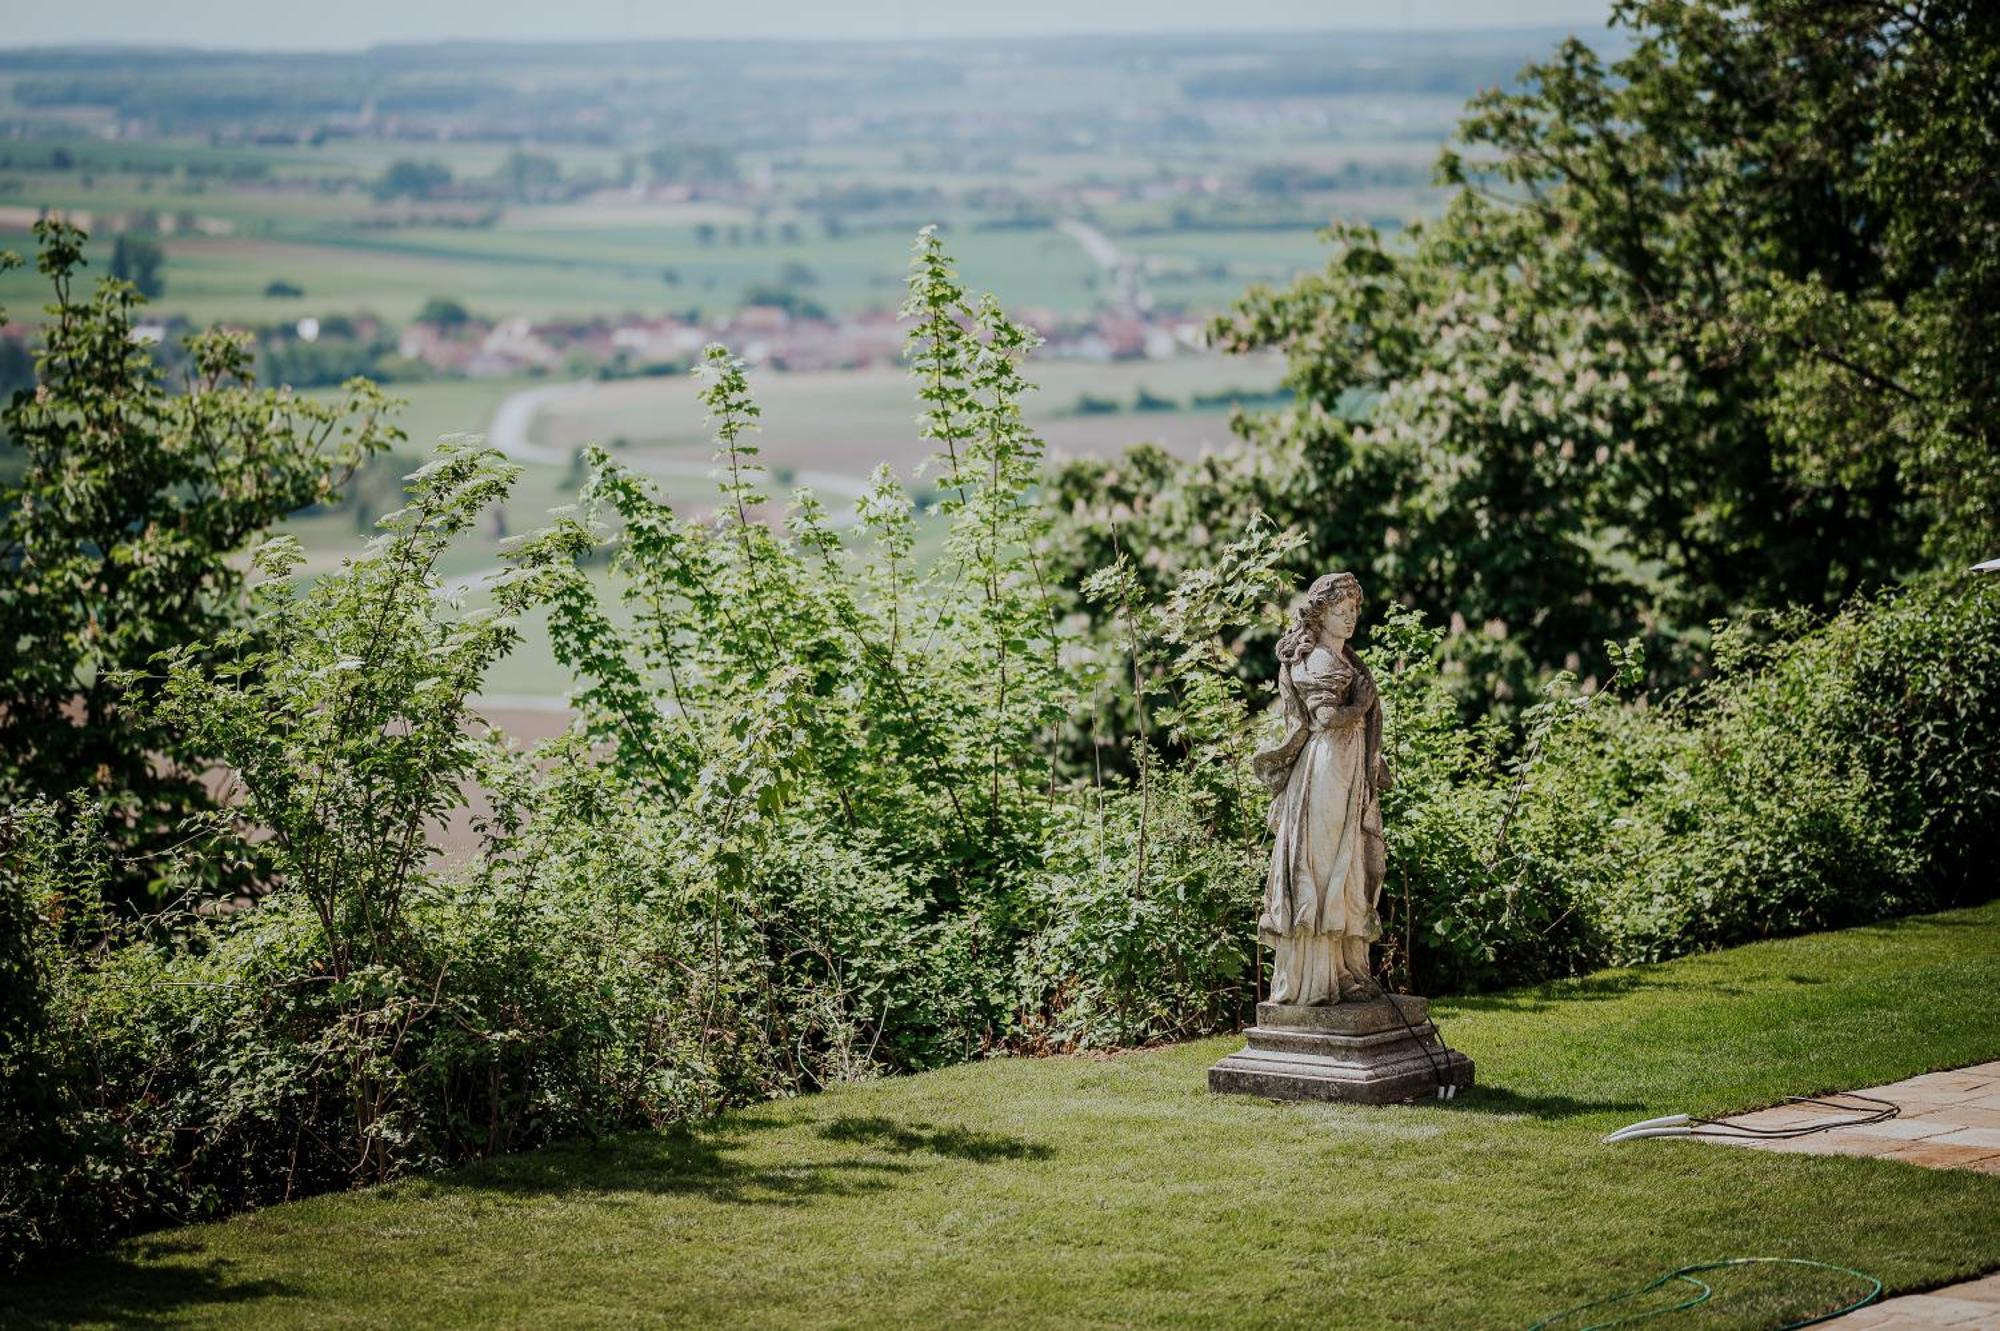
[1691,1093,1899,1139]
[1602,1093,1900,1143]
[1374,961,1458,1100]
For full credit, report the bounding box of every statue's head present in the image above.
[1278,571,1363,663]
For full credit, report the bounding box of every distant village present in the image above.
[0,292,1219,390]
[385,301,1211,379]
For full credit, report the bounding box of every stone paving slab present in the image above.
[1703,1061,2000,1172]
[1829,1281,2000,1329]
[1693,1062,2000,1327]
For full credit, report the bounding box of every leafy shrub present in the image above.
[2,447,772,1260]
[498,231,1301,1067]
[1370,576,2000,990]
[1529,577,2000,964]
[0,231,1293,1262]
[1012,766,1262,1049]
[0,221,397,906]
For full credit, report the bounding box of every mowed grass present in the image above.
[9,903,2000,1329]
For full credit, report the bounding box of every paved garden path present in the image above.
[1705,1061,2000,1173]
[1703,1061,2000,1327]
[1826,1271,2000,1329]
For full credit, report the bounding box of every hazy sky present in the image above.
[5,0,1617,50]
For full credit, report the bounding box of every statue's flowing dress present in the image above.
[1255,646,1384,1005]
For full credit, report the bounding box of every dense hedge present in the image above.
[1377,575,2000,992]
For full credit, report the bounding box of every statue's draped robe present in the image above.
[1250,644,1389,1005]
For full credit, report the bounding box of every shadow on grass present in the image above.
[456,1117,916,1207]
[1442,968,1754,1013]
[2,1242,298,1329]
[1,1113,1056,1322]
[457,1111,1052,1205]
[1,1113,1054,1322]
[817,1115,1055,1161]
[1450,1084,1650,1121]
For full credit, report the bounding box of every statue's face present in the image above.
[1325,595,1360,639]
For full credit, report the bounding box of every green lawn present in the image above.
[11,904,1999,1329]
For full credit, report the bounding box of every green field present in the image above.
[0,97,1419,330]
[0,204,1347,327]
[301,351,1282,502]
[522,354,1287,471]
[8,902,1998,1328]
[0,31,1528,334]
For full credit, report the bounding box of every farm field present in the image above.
[0,211,1350,327]
[521,352,1288,470]
[283,351,1283,700]
[0,30,1479,333]
[0,217,1110,325]
[301,350,1284,496]
[0,125,1407,319]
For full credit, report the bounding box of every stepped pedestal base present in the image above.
[1207,995,1474,1105]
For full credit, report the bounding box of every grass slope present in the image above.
[11,903,2000,1329]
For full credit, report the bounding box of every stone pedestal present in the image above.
[1207,995,1474,1104]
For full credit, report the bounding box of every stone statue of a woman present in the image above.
[1210,571,1471,1099]
[1251,571,1393,1005]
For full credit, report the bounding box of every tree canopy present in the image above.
[1051,0,2000,705]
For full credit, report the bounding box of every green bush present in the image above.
[0,232,1294,1262]
[1536,577,2000,964]
[1012,767,1262,1050]
[1370,576,2000,991]
[0,221,397,906]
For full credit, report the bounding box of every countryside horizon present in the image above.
[3,1,1618,50]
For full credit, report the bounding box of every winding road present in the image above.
[486,378,873,508]
[443,379,875,600]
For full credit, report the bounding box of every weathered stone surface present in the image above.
[1242,1025,1420,1056]
[1251,570,1391,1007]
[1208,995,1474,1104]
[1256,995,1427,1035]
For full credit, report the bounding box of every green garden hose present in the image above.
[1527,1256,1883,1330]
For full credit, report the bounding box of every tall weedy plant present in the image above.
[0,220,398,907]
[142,442,524,1177]
[503,230,1078,1061]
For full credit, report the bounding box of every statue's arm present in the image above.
[1319,672,1374,729]
[1322,701,1369,729]
[1357,673,1394,790]
[1305,666,1370,729]
[1252,663,1309,793]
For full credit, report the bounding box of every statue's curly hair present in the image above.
[1275,571,1364,665]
